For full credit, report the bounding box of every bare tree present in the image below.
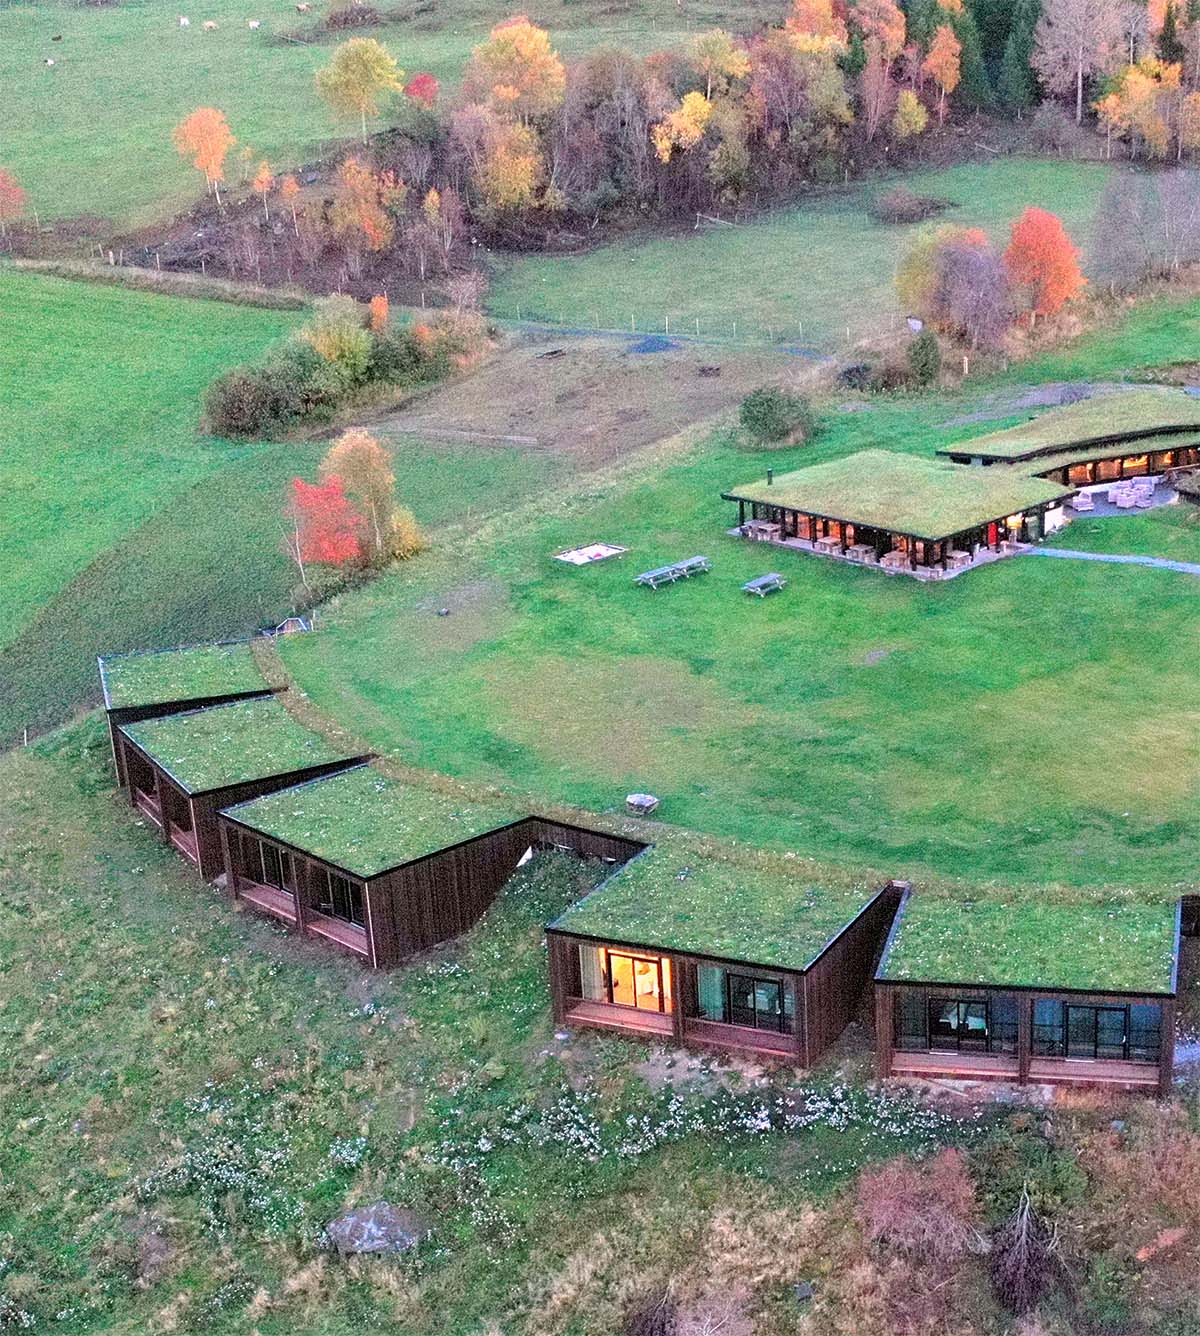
[1117,0,1149,66]
[1033,0,1122,123]
[935,239,1013,348]
[989,1186,1057,1315]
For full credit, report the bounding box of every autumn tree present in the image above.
[0,168,26,238]
[462,15,566,122]
[1005,206,1086,318]
[652,90,714,161]
[172,107,236,204]
[319,428,397,562]
[854,0,906,139]
[689,28,750,99]
[745,29,852,176]
[252,160,273,220]
[368,292,389,332]
[893,87,929,137]
[317,37,405,144]
[1033,0,1123,123]
[284,476,364,590]
[936,235,1013,346]
[405,72,439,106]
[923,24,962,122]
[279,173,301,236]
[330,156,406,268]
[785,0,848,46]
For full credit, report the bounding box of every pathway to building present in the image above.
[1031,548,1200,576]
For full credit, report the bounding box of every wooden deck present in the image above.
[238,880,298,924]
[684,1017,796,1058]
[565,999,674,1037]
[134,787,162,829]
[306,911,370,960]
[169,824,199,865]
[891,1050,1159,1089]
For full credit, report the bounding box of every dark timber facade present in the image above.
[220,806,646,967]
[547,883,904,1065]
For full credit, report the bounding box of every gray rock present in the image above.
[793,1281,815,1303]
[1110,1119,1127,1133]
[325,1203,428,1256]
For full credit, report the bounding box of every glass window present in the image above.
[697,964,726,1022]
[320,872,364,927]
[727,974,785,1032]
[259,841,284,889]
[927,997,999,1052]
[1033,999,1064,1056]
[1129,1004,1162,1064]
[606,952,669,1012]
[990,997,1019,1054]
[894,991,927,1051]
[578,946,606,1002]
[929,998,963,1051]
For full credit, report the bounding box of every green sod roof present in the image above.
[121,697,357,795]
[725,450,1071,542]
[550,841,882,973]
[1018,431,1200,478]
[100,642,270,710]
[223,764,525,879]
[939,389,1200,462]
[878,895,1178,995]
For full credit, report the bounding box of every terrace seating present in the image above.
[1070,491,1095,512]
[742,572,787,597]
[635,556,711,589]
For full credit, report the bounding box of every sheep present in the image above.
[247,18,261,27]
[202,18,218,29]
[44,57,55,65]
[295,3,311,12]
[178,14,190,24]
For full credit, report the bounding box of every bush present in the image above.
[204,363,302,438]
[325,2,378,27]
[367,326,426,382]
[269,340,345,421]
[1176,471,1200,504]
[739,386,815,446]
[868,356,914,392]
[907,329,941,386]
[868,186,948,225]
[856,1149,980,1266]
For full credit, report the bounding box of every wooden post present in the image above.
[670,956,687,1045]
[1018,995,1032,1084]
[793,973,807,1066]
[874,985,893,1080]
[220,822,237,900]
[292,853,308,935]
[1159,997,1176,1098]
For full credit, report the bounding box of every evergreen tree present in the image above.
[998,0,1040,112]
[950,7,994,108]
[969,0,1017,67]
[1159,2,1185,64]
[904,0,942,52]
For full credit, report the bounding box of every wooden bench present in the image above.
[635,556,711,588]
[742,573,786,597]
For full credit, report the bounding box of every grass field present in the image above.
[0,269,563,743]
[0,720,985,1335]
[275,295,1200,892]
[1,0,784,230]
[486,159,1116,348]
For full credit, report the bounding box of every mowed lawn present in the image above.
[487,158,1114,347]
[279,298,1200,891]
[1,0,783,229]
[0,270,562,742]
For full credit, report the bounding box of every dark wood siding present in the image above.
[801,884,905,1066]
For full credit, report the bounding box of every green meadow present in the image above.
[486,159,1115,347]
[277,295,1200,892]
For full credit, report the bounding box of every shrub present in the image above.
[739,386,815,446]
[1030,103,1085,157]
[367,326,426,382]
[907,329,941,386]
[325,2,379,27]
[868,186,947,225]
[856,1149,980,1266]
[303,295,373,385]
[389,506,428,560]
[990,1190,1055,1315]
[204,363,302,437]
[270,340,346,421]
[868,356,914,393]
[1176,471,1200,504]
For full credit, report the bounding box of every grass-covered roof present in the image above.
[100,642,270,710]
[224,764,525,879]
[1017,431,1200,477]
[877,895,1178,995]
[940,389,1200,462]
[725,449,1071,541]
[122,697,357,795]
[550,841,882,972]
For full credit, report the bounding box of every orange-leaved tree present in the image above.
[462,15,565,122]
[1004,206,1085,319]
[252,160,274,220]
[368,292,389,333]
[279,174,301,236]
[785,0,848,47]
[317,37,405,144]
[923,24,961,123]
[173,108,236,204]
[652,91,714,162]
[0,168,26,238]
[319,428,395,562]
[330,156,406,257]
[284,476,364,591]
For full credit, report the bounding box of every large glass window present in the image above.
[925,996,1015,1054]
[694,964,794,1032]
[318,872,364,927]
[1035,1000,1160,1064]
[577,946,672,1013]
[894,990,928,1051]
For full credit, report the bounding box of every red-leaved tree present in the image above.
[284,476,364,590]
[0,168,27,239]
[1004,205,1086,319]
[406,72,439,106]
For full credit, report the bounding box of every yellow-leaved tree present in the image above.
[317,38,405,144]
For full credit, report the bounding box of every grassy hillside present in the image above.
[0,0,784,230]
[275,295,1200,890]
[0,720,977,1335]
[487,159,1115,348]
[0,271,562,742]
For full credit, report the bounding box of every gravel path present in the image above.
[1030,548,1200,576]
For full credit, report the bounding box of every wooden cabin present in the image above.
[220,764,647,966]
[114,697,367,880]
[99,641,275,789]
[874,891,1180,1096]
[547,846,904,1064]
[936,389,1200,488]
[722,450,1073,576]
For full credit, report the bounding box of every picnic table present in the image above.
[635,555,712,589]
[846,543,875,564]
[947,548,972,570]
[880,549,907,570]
[814,534,841,553]
[742,573,787,597]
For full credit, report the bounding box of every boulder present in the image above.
[325,1203,428,1256]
